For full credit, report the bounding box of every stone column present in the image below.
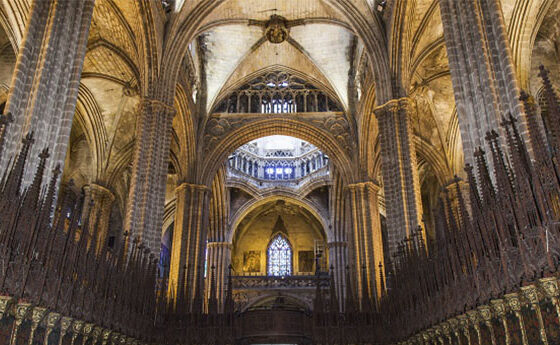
[124,99,176,255]
[206,242,232,311]
[82,183,115,254]
[167,183,210,310]
[205,166,230,310]
[328,171,349,310]
[374,98,423,256]
[0,0,95,189]
[347,181,384,303]
[327,241,347,309]
[439,0,528,166]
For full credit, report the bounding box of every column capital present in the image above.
[490,299,507,317]
[87,183,115,202]
[327,241,347,248]
[207,241,232,249]
[30,306,47,325]
[504,292,522,311]
[175,182,210,194]
[539,276,560,298]
[373,97,415,116]
[141,98,177,117]
[346,180,380,193]
[0,296,14,319]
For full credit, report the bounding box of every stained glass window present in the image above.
[267,234,292,276]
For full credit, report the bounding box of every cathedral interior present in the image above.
[0,0,559,344]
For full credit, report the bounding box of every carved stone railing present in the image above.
[227,166,330,190]
[232,274,330,290]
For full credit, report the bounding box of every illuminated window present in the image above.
[267,234,292,276]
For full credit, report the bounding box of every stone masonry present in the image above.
[439,0,528,167]
[375,97,423,258]
[1,0,94,190]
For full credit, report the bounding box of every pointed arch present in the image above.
[267,232,293,276]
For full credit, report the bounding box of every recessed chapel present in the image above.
[0,0,558,344]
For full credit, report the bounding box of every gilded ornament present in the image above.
[448,318,459,330]
[30,307,47,325]
[14,302,32,321]
[111,332,121,344]
[265,15,289,44]
[72,319,84,334]
[45,312,61,329]
[539,277,559,297]
[505,293,522,311]
[490,299,506,317]
[466,310,480,323]
[60,316,73,334]
[82,323,94,336]
[91,326,102,341]
[0,296,14,319]
[441,322,451,335]
[102,328,112,341]
[521,285,539,305]
[477,305,492,321]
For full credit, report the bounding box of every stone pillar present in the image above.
[374,98,423,256]
[124,99,176,255]
[83,183,115,254]
[0,0,95,189]
[327,241,347,310]
[205,166,230,310]
[347,181,384,303]
[167,183,210,310]
[439,0,528,166]
[206,242,232,311]
[328,171,349,310]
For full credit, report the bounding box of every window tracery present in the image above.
[267,234,292,276]
[213,71,342,114]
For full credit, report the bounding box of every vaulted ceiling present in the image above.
[199,22,355,111]
[191,0,358,112]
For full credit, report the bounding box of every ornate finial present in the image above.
[39,147,50,159]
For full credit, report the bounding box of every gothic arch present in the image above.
[238,292,312,313]
[228,194,331,243]
[199,118,356,187]
[211,65,344,114]
[75,83,108,179]
[508,0,555,89]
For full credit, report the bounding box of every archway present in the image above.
[231,198,327,277]
[199,118,356,187]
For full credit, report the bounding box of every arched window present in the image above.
[267,234,292,276]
